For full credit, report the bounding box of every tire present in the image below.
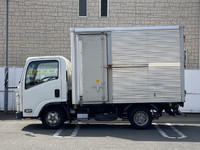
[41,107,65,129]
[128,107,152,129]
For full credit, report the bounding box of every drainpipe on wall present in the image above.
[199,16,200,69]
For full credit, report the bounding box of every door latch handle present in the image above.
[92,86,103,92]
[55,89,60,98]
[96,86,100,91]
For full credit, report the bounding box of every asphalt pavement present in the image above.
[0,112,200,150]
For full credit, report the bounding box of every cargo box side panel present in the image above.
[111,30,149,102]
[111,29,182,103]
[148,29,181,100]
[112,68,149,100]
[112,30,148,65]
[147,29,180,63]
[148,66,181,100]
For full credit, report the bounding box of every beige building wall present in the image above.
[0,0,199,68]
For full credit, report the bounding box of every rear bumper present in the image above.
[16,112,23,119]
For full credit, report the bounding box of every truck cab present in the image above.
[16,56,71,126]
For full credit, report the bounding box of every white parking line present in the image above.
[71,125,81,137]
[53,126,64,137]
[153,123,187,139]
[166,123,187,139]
[53,124,81,138]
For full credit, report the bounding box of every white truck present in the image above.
[16,26,185,129]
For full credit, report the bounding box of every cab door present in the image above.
[22,59,62,117]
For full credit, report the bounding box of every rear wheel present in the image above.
[41,107,65,129]
[128,107,152,129]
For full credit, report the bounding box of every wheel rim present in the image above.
[133,111,149,126]
[45,111,61,127]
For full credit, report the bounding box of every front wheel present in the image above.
[128,107,152,129]
[41,107,65,129]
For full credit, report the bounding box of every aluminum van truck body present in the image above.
[16,26,185,129]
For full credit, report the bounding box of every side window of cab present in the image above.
[25,60,59,89]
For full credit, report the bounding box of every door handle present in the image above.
[92,86,103,92]
[55,89,60,98]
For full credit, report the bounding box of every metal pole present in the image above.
[199,16,200,68]
[4,0,9,115]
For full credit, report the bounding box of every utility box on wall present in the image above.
[0,67,23,111]
[180,70,200,113]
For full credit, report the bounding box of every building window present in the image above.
[100,0,108,17]
[79,0,87,16]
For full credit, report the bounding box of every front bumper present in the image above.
[16,112,23,119]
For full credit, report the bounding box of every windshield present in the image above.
[25,60,59,89]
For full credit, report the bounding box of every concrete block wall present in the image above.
[0,0,199,68]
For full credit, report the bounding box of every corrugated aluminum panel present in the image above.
[111,29,182,102]
[112,67,149,100]
[112,29,180,64]
[148,66,181,99]
[112,66,181,101]
[112,30,148,64]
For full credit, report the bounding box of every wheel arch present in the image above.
[38,102,67,118]
[124,103,155,116]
